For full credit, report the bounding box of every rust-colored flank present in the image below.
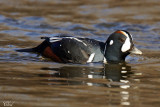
[43,46,62,62]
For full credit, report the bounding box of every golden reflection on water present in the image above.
[0,0,160,107]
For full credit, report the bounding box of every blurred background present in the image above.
[0,0,160,107]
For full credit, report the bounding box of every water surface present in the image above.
[0,0,160,107]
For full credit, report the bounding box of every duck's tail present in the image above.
[16,37,50,53]
[16,48,36,52]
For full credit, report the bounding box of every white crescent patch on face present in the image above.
[121,32,131,52]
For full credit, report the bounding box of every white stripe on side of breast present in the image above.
[87,53,95,63]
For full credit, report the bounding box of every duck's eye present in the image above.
[119,38,125,43]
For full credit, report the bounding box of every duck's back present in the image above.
[48,36,105,63]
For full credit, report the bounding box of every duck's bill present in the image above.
[129,46,142,55]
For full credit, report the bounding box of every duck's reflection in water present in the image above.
[40,63,132,106]
[39,63,132,87]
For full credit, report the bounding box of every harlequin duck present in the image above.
[17,30,142,64]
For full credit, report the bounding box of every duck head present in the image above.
[104,30,142,63]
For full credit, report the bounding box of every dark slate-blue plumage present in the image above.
[17,30,142,64]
